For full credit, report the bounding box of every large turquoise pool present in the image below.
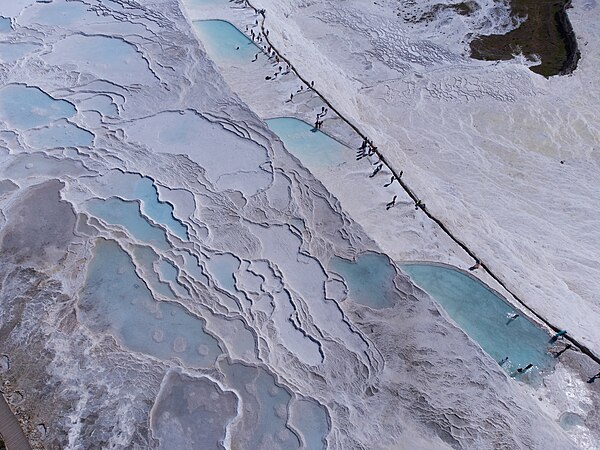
[402,263,554,378]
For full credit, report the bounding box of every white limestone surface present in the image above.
[0,0,595,449]
[248,0,600,357]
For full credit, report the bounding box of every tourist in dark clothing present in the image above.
[386,196,397,210]
[516,363,533,374]
[369,164,383,178]
[587,371,600,383]
[549,330,567,343]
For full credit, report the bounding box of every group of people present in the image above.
[355,138,413,211]
[245,11,294,84]
[236,0,264,16]
[238,4,600,389]
[313,106,328,129]
[358,137,377,156]
[242,0,417,217]
[356,141,373,160]
[499,329,600,383]
[499,357,534,375]
[548,329,600,383]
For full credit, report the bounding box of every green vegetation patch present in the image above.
[470,0,579,76]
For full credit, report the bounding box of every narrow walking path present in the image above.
[242,0,600,367]
[0,393,32,450]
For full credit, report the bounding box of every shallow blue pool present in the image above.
[329,252,397,309]
[25,120,94,148]
[0,17,11,33]
[193,20,259,64]
[220,361,301,449]
[266,117,347,168]
[20,0,90,27]
[290,398,329,450]
[0,42,39,62]
[80,239,221,368]
[0,84,76,129]
[86,197,169,250]
[129,176,189,241]
[401,263,554,378]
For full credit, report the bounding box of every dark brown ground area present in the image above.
[470,0,580,76]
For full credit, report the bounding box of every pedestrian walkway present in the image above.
[0,393,32,450]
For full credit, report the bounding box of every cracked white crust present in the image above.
[0,0,593,449]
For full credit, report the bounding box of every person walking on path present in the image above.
[386,196,397,210]
[384,175,396,187]
[369,164,383,178]
[468,260,481,271]
[549,330,567,343]
[587,371,600,383]
[553,344,571,358]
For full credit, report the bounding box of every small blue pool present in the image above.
[266,117,347,168]
[0,17,11,33]
[193,20,259,64]
[401,263,555,378]
[0,84,76,130]
[329,252,397,309]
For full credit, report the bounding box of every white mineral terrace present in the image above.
[0,0,598,449]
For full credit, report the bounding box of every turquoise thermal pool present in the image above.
[220,360,302,449]
[329,252,397,309]
[0,42,39,63]
[266,117,347,168]
[0,17,11,32]
[91,170,189,240]
[125,176,189,241]
[79,239,221,368]
[18,0,91,27]
[289,398,330,450]
[205,252,240,293]
[86,197,170,250]
[401,264,555,377]
[0,84,76,129]
[24,120,94,148]
[193,20,259,64]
